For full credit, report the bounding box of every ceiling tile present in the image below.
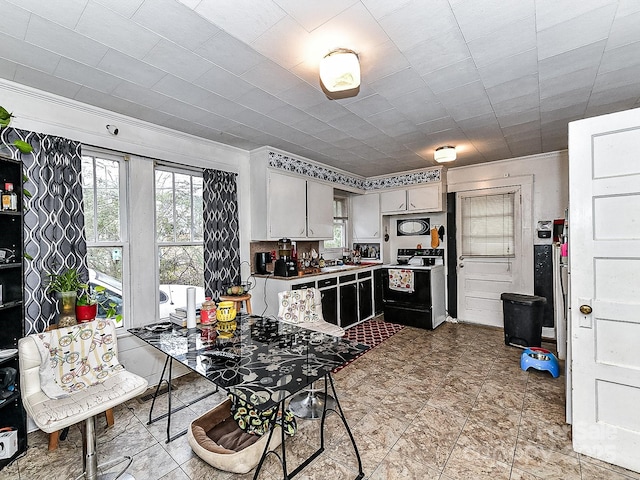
[421,57,480,94]
[496,107,540,129]
[592,63,640,92]
[0,31,61,74]
[14,64,81,98]
[361,0,412,19]
[367,110,417,136]
[467,16,536,68]
[416,116,457,134]
[196,32,265,76]
[478,49,538,89]
[539,67,598,100]
[404,28,471,76]
[0,1,30,39]
[143,40,213,82]
[240,60,302,95]
[447,97,495,122]
[370,68,425,99]
[378,0,456,51]
[151,75,213,105]
[251,16,309,70]
[133,0,219,50]
[276,82,326,110]
[588,83,640,109]
[540,88,591,113]
[97,49,166,87]
[362,40,410,83]
[274,0,357,32]
[265,104,310,126]
[345,94,394,117]
[486,75,539,105]
[156,98,210,123]
[73,85,157,119]
[535,0,617,31]
[536,4,617,60]
[451,0,535,42]
[112,80,170,109]
[305,101,348,123]
[538,40,606,81]
[436,80,488,108]
[76,2,160,60]
[194,66,254,101]
[606,11,640,50]
[93,0,144,18]
[234,88,287,115]
[54,57,121,94]
[0,57,18,81]
[599,41,640,74]
[9,0,88,29]
[190,0,286,45]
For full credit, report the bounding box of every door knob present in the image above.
[579,305,592,315]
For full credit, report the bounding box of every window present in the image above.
[460,192,515,257]
[82,151,128,327]
[324,196,348,250]
[155,166,205,315]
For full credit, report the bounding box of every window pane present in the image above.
[87,247,124,328]
[95,158,120,241]
[156,170,175,242]
[192,176,203,241]
[159,245,204,287]
[81,158,95,242]
[461,193,515,257]
[173,173,192,242]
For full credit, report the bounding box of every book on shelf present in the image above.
[169,313,201,327]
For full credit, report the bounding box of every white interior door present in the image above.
[569,110,640,473]
[454,179,533,327]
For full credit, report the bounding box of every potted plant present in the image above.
[75,283,121,323]
[47,268,83,327]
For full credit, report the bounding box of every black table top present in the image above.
[129,316,369,411]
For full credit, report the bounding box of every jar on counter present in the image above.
[200,297,216,325]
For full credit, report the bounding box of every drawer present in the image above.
[317,277,337,288]
[292,280,316,290]
[340,274,356,284]
[357,270,372,279]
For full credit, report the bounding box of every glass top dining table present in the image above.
[128,315,369,411]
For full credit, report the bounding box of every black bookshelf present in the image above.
[0,154,27,469]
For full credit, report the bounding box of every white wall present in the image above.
[447,151,569,227]
[446,151,569,332]
[1,79,251,383]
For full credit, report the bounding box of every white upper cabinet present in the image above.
[306,180,334,239]
[380,189,407,213]
[268,171,307,239]
[352,193,380,240]
[380,183,443,214]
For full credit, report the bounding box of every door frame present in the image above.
[448,175,533,324]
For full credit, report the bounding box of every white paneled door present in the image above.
[454,180,533,328]
[569,109,640,473]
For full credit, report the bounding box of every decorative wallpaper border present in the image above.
[268,151,440,191]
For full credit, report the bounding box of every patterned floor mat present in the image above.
[333,318,405,373]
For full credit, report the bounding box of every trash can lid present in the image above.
[500,292,547,305]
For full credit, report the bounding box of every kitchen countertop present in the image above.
[253,262,383,280]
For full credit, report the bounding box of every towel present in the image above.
[33,319,124,399]
[388,269,415,293]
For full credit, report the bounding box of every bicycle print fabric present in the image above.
[33,319,124,398]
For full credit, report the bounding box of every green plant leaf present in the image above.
[23,188,32,198]
[0,117,10,127]
[23,252,33,261]
[13,140,33,154]
[0,106,11,119]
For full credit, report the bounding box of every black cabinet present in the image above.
[374,268,384,314]
[0,155,27,469]
[339,282,358,328]
[320,287,338,325]
[358,278,373,321]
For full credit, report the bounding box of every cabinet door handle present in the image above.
[374,231,378,236]
[398,203,404,209]
[410,203,416,208]
[309,228,314,235]
[300,227,306,235]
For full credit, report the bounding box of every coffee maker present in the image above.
[255,251,272,274]
[273,238,298,277]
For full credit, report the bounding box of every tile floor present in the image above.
[3,321,639,480]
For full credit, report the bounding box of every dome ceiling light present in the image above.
[434,146,456,163]
[319,48,360,93]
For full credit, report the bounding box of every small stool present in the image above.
[219,294,252,315]
[520,347,560,378]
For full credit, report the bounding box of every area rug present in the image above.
[333,318,405,373]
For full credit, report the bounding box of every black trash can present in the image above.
[500,293,547,348]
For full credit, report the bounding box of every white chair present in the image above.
[19,319,148,480]
[277,288,345,419]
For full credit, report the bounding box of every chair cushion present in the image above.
[277,288,324,324]
[26,369,147,433]
[32,320,123,399]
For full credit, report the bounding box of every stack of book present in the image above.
[169,305,202,327]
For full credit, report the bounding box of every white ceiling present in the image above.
[1,0,639,176]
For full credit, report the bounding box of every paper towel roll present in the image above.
[186,287,197,329]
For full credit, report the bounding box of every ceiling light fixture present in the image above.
[434,145,456,163]
[319,48,360,93]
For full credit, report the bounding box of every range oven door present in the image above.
[382,268,432,307]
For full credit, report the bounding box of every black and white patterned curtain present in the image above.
[203,169,240,301]
[0,128,87,334]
